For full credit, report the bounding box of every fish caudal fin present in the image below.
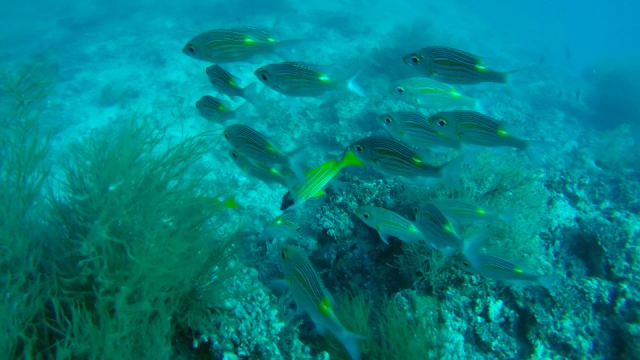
[240,82,259,106]
[539,274,560,293]
[347,71,366,97]
[338,329,365,360]
[338,149,365,169]
[273,39,305,60]
[523,140,553,168]
[439,156,464,192]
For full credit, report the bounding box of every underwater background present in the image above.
[1,0,639,359]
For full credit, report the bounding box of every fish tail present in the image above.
[461,228,491,264]
[338,149,365,169]
[273,38,305,60]
[240,82,259,106]
[487,69,509,84]
[222,195,240,209]
[523,140,552,168]
[539,275,559,293]
[338,329,365,360]
[346,71,366,97]
[439,156,464,192]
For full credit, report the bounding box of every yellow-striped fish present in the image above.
[431,199,511,224]
[279,246,364,360]
[206,65,258,103]
[262,211,301,240]
[348,136,461,181]
[254,62,364,97]
[426,110,546,165]
[280,150,363,210]
[455,252,557,291]
[415,204,499,260]
[413,203,464,255]
[355,205,424,244]
[390,77,480,111]
[182,27,295,63]
[224,124,301,171]
[376,111,462,151]
[402,46,510,84]
[196,96,245,123]
[229,149,294,187]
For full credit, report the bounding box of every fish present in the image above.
[354,205,424,244]
[280,150,363,210]
[430,199,511,224]
[413,203,464,254]
[182,26,292,63]
[223,124,301,171]
[229,149,295,187]
[196,96,246,123]
[262,211,302,239]
[278,245,364,360]
[390,77,480,111]
[348,136,461,182]
[254,62,364,97]
[455,252,557,291]
[206,65,258,102]
[376,111,462,151]
[402,46,509,84]
[197,195,240,212]
[426,110,544,165]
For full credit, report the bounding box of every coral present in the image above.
[0,60,256,358]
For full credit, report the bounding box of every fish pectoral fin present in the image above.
[378,231,391,245]
[312,189,326,198]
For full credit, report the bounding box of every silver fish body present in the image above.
[427,110,528,150]
[414,203,464,253]
[348,136,451,179]
[183,27,280,63]
[431,199,510,224]
[229,149,294,187]
[377,111,462,151]
[196,96,243,123]
[355,205,424,244]
[255,62,363,97]
[262,211,301,239]
[390,77,479,110]
[402,46,508,84]
[455,252,556,291]
[206,64,257,101]
[223,124,292,169]
[279,246,363,360]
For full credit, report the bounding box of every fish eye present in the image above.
[261,73,268,81]
[187,46,195,53]
[410,55,420,64]
[437,118,447,127]
[355,145,363,152]
[363,212,370,219]
[280,250,286,260]
[395,86,404,94]
[231,152,237,158]
[223,132,229,139]
[384,116,392,124]
[463,261,470,267]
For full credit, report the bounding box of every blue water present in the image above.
[1,1,638,359]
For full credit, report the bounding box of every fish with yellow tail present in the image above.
[278,246,365,360]
[280,150,363,210]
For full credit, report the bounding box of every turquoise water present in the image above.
[1,1,638,359]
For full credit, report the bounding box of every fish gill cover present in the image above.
[0,0,639,359]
